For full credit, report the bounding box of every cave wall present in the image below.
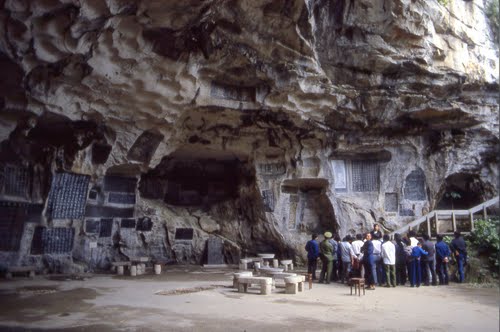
[0,0,498,271]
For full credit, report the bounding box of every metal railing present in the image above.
[391,196,499,237]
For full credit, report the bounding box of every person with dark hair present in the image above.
[435,234,451,285]
[394,233,407,285]
[319,232,334,284]
[371,223,383,240]
[361,233,376,290]
[409,241,428,287]
[339,235,355,283]
[305,234,320,280]
[351,234,364,278]
[421,234,437,286]
[382,234,396,287]
[331,235,341,282]
[372,234,384,285]
[450,231,467,283]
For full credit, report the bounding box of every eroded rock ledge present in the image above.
[0,0,498,272]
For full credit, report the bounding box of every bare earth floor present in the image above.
[0,266,498,332]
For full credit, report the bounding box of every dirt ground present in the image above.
[0,266,498,332]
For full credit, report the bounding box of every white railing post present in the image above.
[452,211,456,232]
[435,213,439,235]
[483,205,487,220]
[470,211,474,232]
[426,215,431,237]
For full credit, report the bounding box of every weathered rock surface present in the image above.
[0,0,498,271]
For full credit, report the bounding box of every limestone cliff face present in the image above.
[0,0,498,271]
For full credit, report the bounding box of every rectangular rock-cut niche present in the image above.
[0,201,43,224]
[99,218,113,237]
[399,207,414,217]
[103,175,137,193]
[175,228,194,240]
[127,131,164,163]
[108,192,136,205]
[2,164,31,198]
[136,217,153,231]
[261,189,274,212]
[121,218,136,228]
[31,227,75,254]
[207,237,224,265]
[91,143,112,165]
[85,219,100,233]
[210,81,256,102]
[46,172,90,219]
[385,193,398,212]
[257,163,286,176]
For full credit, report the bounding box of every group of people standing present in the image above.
[305,224,468,290]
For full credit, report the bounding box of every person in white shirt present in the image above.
[381,234,396,287]
[351,234,364,278]
[409,230,419,248]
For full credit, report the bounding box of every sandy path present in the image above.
[0,268,498,332]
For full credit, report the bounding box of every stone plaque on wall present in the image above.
[121,218,136,228]
[99,218,113,237]
[404,168,426,201]
[385,193,398,212]
[0,202,24,251]
[85,219,100,233]
[288,195,299,229]
[41,227,75,254]
[139,176,167,199]
[331,160,347,190]
[46,172,90,219]
[85,205,134,218]
[257,163,286,176]
[127,131,164,163]
[261,189,274,212]
[0,201,43,224]
[103,176,137,193]
[210,81,255,102]
[3,164,30,197]
[108,192,136,204]
[351,160,379,192]
[175,228,194,240]
[207,237,224,264]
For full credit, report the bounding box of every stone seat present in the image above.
[280,259,294,271]
[111,261,132,275]
[233,271,253,288]
[284,275,306,294]
[239,257,263,270]
[237,276,273,295]
[6,266,35,279]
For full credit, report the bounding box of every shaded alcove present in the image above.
[281,178,338,235]
[140,148,247,207]
[436,173,484,209]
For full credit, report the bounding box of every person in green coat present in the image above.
[318,231,334,284]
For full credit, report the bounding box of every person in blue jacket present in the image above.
[450,231,467,283]
[361,233,376,290]
[409,241,428,287]
[435,234,451,285]
[305,234,320,280]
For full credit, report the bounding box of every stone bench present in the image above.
[284,275,306,294]
[6,266,35,279]
[111,261,132,275]
[233,271,253,288]
[239,257,264,270]
[280,260,293,271]
[237,276,273,295]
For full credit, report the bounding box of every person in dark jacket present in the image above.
[394,233,408,285]
[435,234,451,285]
[305,234,320,280]
[370,223,383,240]
[421,234,437,286]
[409,241,428,287]
[450,231,467,283]
[361,233,376,290]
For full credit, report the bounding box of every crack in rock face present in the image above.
[0,0,498,272]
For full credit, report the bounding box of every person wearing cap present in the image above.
[318,231,334,284]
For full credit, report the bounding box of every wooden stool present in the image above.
[350,278,365,296]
